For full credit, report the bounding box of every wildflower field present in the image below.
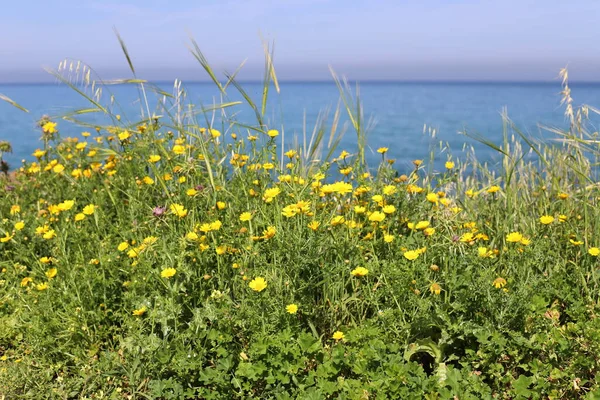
[1,45,600,398]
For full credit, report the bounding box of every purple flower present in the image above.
[152,206,167,217]
[195,185,205,191]
[4,185,15,192]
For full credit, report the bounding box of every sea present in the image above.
[1,81,600,173]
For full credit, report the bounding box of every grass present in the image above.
[1,38,600,399]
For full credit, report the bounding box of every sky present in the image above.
[1,0,599,82]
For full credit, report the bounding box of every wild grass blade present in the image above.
[0,93,29,113]
[114,28,136,75]
[189,37,224,93]
[45,67,108,114]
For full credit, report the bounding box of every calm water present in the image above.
[1,81,600,172]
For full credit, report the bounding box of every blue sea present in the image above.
[1,81,600,172]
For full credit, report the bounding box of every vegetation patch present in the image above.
[1,46,600,398]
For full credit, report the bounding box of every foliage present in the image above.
[2,40,600,399]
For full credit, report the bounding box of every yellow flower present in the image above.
[423,227,436,237]
[20,277,33,287]
[42,121,57,134]
[14,221,25,231]
[286,304,298,314]
[45,268,57,279]
[33,149,46,158]
[282,204,298,218]
[142,176,154,185]
[210,129,221,138]
[170,204,188,218]
[217,201,227,210]
[330,216,346,226]
[354,206,366,214]
[172,144,186,155]
[10,205,21,215]
[487,185,500,194]
[403,250,420,261]
[384,234,395,243]
[239,212,252,222]
[118,131,131,141]
[377,147,388,154]
[215,245,227,255]
[383,185,397,195]
[52,164,65,174]
[539,215,554,225]
[47,204,61,215]
[558,214,568,222]
[415,221,430,230]
[83,204,97,215]
[308,221,320,231]
[492,277,507,289]
[339,167,352,176]
[186,188,198,196]
[320,181,353,195]
[332,331,345,341]
[368,211,385,223]
[263,187,281,203]
[249,277,267,292]
[506,232,523,243]
[42,229,56,240]
[350,267,369,277]
[429,283,442,295]
[132,306,147,316]
[57,200,75,211]
[588,247,600,256]
[118,242,129,252]
[426,193,439,204]
[36,282,48,291]
[478,247,493,258]
[161,268,177,278]
[148,155,161,163]
[558,192,569,200]
[262,226,276,239]
[210,220,222,231]
[267,129,279,138]
[143,236,158,246]
[445,161,455,169]
[186,231,199,241]
[460,232,475,243]
[74,213,86,221]
[382,205,396,214]
[75,142,87,151]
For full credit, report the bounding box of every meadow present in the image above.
[1,42,600,399]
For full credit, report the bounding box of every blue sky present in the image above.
[1,0,599,82]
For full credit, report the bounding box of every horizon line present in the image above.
[2,79,600,86]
